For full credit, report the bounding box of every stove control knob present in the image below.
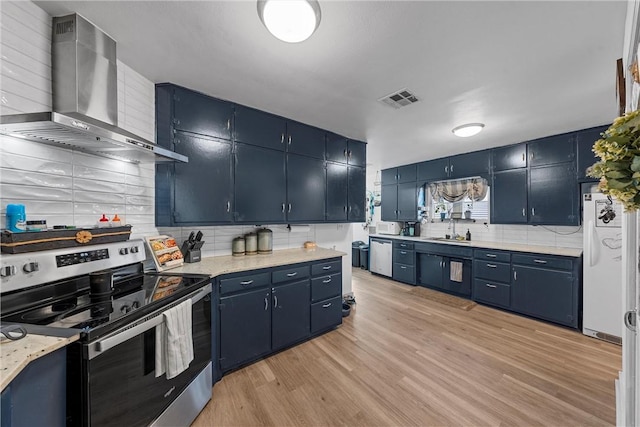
[0,265,16,278]
[130,246,139,254]
[23,262,39,273]
[119,248,129,255]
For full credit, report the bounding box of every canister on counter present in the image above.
[244,232,257,255]
[232,236,245,257]
[257,228,272,254]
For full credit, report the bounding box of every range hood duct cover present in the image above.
[0,13,187,164]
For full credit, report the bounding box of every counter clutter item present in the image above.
[304,241,317,249]
[244,232,257,255]
[0,226,132,254]
[232,236,245,256]
[257,228,273,254]
[26,220,47,231]
[146,235,184,271]
[5,204,26,232]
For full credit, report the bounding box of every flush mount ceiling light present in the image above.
[257,0,321,43]
[452,123,485,138]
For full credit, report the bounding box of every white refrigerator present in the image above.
[583,192,623,343]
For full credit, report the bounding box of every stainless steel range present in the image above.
[0,240,213,427]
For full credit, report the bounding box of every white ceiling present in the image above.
[35,1,627,172]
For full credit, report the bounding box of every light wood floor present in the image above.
[193,268,621,426]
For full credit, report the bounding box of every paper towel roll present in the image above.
[287,224,310,233]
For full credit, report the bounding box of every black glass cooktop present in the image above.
[2,273,209,336]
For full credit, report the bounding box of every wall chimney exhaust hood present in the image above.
[0,13,187,164]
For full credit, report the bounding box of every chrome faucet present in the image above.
[448,216,457,239]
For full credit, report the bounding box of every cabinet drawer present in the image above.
[394,241,414,250]
[393,263,415,284]
[512,253,573,270]
[311,260,341,276]
[272,265,310,284]
[473,279,510,308]
[473,260,511,282]
[473,249,510,263]
[220,272,270,295]
[311,296,342,334]
[393,249,415,265]
[311,273,342,302]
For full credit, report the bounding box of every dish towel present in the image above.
[450,261,463,283]
[155,299,194,379]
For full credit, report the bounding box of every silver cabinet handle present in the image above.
[486,284,497,288]
[624,310,637,332]
[531,207,536,216]
[400,266,407,269]
[264,297,269,311]
[486,254,497,258]
[522,208,526,217]
[273,295,278,308]
[286,272,298,277]
[322,278,332,283]
[513,270,517,281]
[344,206,347,213]
[522,152,525,162]
[397,173,401,180]
[227,201,231,212]
[400,251,407,255]
[240,280,254,285]
[450,164,454,173]
[288,135,292,145]
[281,133,285,144]
[227,118,231,130]
[445,165,449,174]
[282,203,285,213]
[343,148,348,158]
[530,152,534,161]
[347,150,352,159]
[486,264,497,268]
[288,203,292,213]
[322,265,332,270]
[533,259,547,264]
[322,302,332,308]
[349,205,352,212]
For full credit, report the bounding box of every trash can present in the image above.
[352,241,365,267]
[359,245,369,270]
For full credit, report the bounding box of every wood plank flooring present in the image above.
[193,268,621,426]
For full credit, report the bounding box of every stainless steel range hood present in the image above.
[0,13,187,164]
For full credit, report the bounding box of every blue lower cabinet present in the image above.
[473,279,511,308]
[2,347,67,427]
[272,280,311,351]
[311,296,342,334]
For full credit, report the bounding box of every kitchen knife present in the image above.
[194,230,203,241]
[187,231,195,243]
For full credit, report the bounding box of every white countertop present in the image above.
[170,246,347,277]
[1,332,80,391]
[369,234,583,257]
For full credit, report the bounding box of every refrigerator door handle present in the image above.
[587,220,599,267]
[624,310,637,332]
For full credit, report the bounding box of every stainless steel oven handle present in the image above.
[92,283,211,356]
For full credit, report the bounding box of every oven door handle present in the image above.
[92,284,211,356]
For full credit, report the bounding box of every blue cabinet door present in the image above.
[397,164,417,183]
[512,265,576,327]
[527,133,575,167]
[172,132,233,224]
[234,143,286,223]
[286,121,326,159]
[326,163,348,221]
[491,169,528,224]
[492,144,527,171]
[576,125,608,181]
[381,168,398,185]
[348,166,366,222]
[234,105,287,151]
[347,140,367,167]
[449,150,490,179]
[397,182,417,221]
[443,258,471,296]
[173,86,233,140]
[326,133,348,163]
[529,164,578,225]
[381,184,398,221]
[272,280,311,350]
[220,288,272,371]
[418,253,444,289]
[287,154,326,222]
[417,158,450,182]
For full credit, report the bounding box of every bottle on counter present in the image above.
[98,214,110,228]
[111,214,122,227]
[466,229,471,241]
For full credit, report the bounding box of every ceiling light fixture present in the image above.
[257,0,321,43]
[452,123,485,138]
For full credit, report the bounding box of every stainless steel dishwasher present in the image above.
[369,238,393,277]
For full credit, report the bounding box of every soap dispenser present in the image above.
[466,229,471,241]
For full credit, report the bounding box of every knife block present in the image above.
[181,239,204,263]
[185,249,201,263]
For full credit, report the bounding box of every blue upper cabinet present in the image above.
[417,158,449,182]
[382,165,416,185]
[492,144,527,171]
[286,121,326,159]
[173,86,233,140]
[448,150,490,179]
[235,105,287,151]
[527,133,575,167]
[576,125,608,181]
[326,134,366,167]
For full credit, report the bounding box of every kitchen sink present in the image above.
[422,237,471,244]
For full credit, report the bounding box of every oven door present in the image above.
[68,283,212,427]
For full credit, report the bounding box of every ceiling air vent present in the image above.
[378,89,419,109]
